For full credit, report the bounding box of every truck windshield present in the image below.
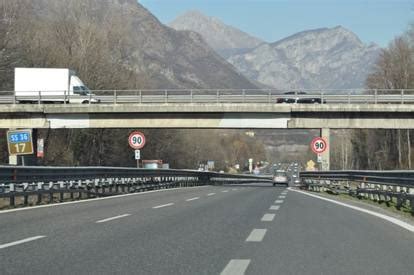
[73,86,91,95]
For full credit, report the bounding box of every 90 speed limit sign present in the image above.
[128,131,146,149]
[311,137,327,154]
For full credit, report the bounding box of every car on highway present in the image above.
[273,170,289,186]
[276,91,325,104]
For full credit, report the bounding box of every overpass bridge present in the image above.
[1,89,414,170]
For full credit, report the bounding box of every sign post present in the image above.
[37,138,44,158]
[129,131,146,168]
[310,137,328,171]
[135,150,141,160]
[248,158,253,173]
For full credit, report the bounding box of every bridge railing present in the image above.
[0,166,272,209]
[300,170,414,213]
[2,89,414,105]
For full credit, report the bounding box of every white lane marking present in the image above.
[0,236,46,249]
[186,197,200,202]
[152,203,174,209]
[261,213,276,222]
[278,195,286,199]
[221,259,251,275]
[232,188,238,191]
[0,186,210,214]
[246,229,267,242]
[207,193,216,196]
[275,200,284,204]
[269,205,280,210]
[222,190,229,193]
[289,188,414,233]
[96,214,131,223]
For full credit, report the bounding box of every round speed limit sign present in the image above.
[128,131,146,149]
[311,137,327,154]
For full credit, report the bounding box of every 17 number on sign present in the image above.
[13,143,26,153]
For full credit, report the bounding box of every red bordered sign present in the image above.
[128,131,146,149]
[311,137,327,154]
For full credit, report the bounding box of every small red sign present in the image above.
[311,137,327,154]
[128,131,146,149]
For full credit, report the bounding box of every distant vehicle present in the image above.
[276,91,325,104]
[142,160,163,169]
[14,68,99,104]
[293,177,302,186]
[273,170,289,186]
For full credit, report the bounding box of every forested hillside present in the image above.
[330,24,414,170]
[0,0,262,169]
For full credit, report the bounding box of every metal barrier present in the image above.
[300,170,414,213]
[2,89,414,105]
[0,166,272,208]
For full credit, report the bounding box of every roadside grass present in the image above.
[317,190,414,221]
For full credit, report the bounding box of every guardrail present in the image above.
[300,170,414,213]
[1,89,414,105]
[0,166,272,209]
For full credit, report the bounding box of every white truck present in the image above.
[14,68,99,103]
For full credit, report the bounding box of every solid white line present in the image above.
[246,229,267,242]
[0,186,210,214]
[278,195,286,199]
[269,205,280,210]
[222,190,229,193]
[288,188,414,233]
[152,203,174,209]
[207,193,216,196]
[186,197,200,201]
[261,213,276,222]
[96,214,131,223]
[274,200,284,204]
[221,259,251,275]
[0,236,46,249]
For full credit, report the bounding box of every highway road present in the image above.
[1,183,414,274]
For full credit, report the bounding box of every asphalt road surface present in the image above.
[1,183,413,275]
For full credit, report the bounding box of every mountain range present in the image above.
[0,0,256,90]
[169,11,380,89]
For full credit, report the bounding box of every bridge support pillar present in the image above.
[320,128,330,171]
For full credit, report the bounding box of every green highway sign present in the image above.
[7,129,34,155]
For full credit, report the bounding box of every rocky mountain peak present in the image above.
[169,10,264,53]
[228,26,380,89]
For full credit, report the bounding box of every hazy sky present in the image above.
[139,0,413,47]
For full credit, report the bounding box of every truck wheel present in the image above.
[82,100,89,104]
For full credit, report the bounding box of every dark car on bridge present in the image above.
[276,91,325,104]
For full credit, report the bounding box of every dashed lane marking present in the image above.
[246,229,267,242]
[221,259,251,275]
[186,197,200,202]
[261,213,276,222]
[0,186,210,214]
[152,203,174,209]
[207,193,216,196]
[96,214,131,223]
[0,236,46,249]
[274,200,284,204]
[222,190,229,193]
[278,195,286,199]
[269,205,280,210]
